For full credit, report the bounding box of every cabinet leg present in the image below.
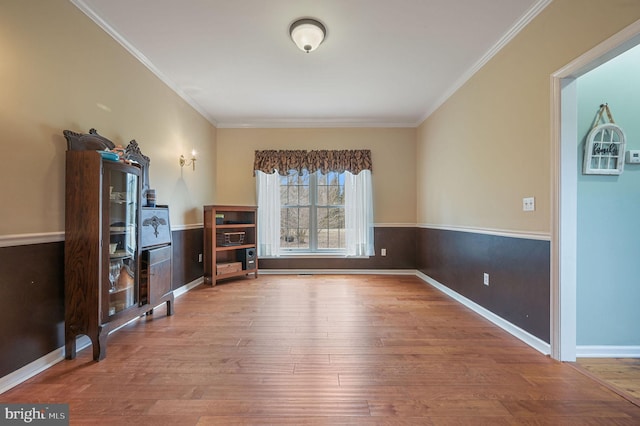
[93,327,107,361]
[65,336,76,360]
[166,294,175,316]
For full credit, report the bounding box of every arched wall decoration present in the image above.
[582,104,626,175]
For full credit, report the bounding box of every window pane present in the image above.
[316,206,345,249]
[317,207,328,230]
[279,169,345,252]
[327,179,343,205]
[317,184,327,206]
[327,171,338,185]
[317,172,327,185]
[317,207,329,248]
[301,171,310,185]
[329,207,344,228]
[299,183,309,205]
[280,206,310,249]
[284,185,296,205]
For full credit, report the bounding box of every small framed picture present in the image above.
[583,123,626,175]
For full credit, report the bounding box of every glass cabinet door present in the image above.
[107,166,139,316]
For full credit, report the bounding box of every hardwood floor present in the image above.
[2,274,640,424]
[574,358,640,406]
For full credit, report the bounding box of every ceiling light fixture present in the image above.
[289,18,326,53]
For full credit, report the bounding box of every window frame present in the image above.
[280,169,346,254]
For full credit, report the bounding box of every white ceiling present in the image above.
[73,0,548,128]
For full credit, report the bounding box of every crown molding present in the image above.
[72,0,551,130]
[415,0,553,126]
[70,0,218,127]
[216,118,417,129]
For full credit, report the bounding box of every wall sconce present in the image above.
[180,149,197,171]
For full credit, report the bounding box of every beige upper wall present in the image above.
[216,127,416,224]
[417,0,640,234]
[0,0,216,236]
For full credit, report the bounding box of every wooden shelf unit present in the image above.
[204,205,258,285]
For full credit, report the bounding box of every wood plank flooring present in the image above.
[2,274,640,424]
[574,358,640,406]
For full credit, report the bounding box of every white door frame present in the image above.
[550,20,640,361]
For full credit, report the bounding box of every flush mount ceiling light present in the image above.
[289,18,326,53]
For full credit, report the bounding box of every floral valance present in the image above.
[254,149,372,176]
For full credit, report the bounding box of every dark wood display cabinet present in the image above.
[140,206,174,313]
[64,130,174,361]
[204,205,258,285]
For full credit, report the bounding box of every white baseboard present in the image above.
[173,277,204,297]
[416,271,552,356]
[258,269,416,276]
[0,336,91,394]
[0,277,204,395]
[576,346,640,358]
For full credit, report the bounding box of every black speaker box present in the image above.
[237,248,256,270]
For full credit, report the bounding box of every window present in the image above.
[280,169,345,252]
[254,149,374,258]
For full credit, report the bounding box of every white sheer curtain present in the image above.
[255,171,281,257]
[344,170,374,256]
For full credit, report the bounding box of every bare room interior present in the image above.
[1,0,639,423]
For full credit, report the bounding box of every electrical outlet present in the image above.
[198,253,203,263]
[381,248,387,256]
[483,273,489,286]
[523,197,535,212]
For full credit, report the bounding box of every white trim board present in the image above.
[1,223,552,249]
[0,225,203,248]
[0,335,91,395]
[258,269,416,276]
[550,19,640,362]
[576,346,640,358]
[0,232,64,248]
[416,271,551,356]
[419,223,551,241]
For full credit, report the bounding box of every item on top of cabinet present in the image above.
[112,145,126,159]
[146,189,156,207]
[98,150,119,161]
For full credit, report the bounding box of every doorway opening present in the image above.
[552,21,640,362]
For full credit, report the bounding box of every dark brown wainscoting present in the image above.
[0,229,202,380]
[171,228,204,290]
[259,227,416,270]
[1,226,550,383]
[417,227,550,343]
[0,242,65,378]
